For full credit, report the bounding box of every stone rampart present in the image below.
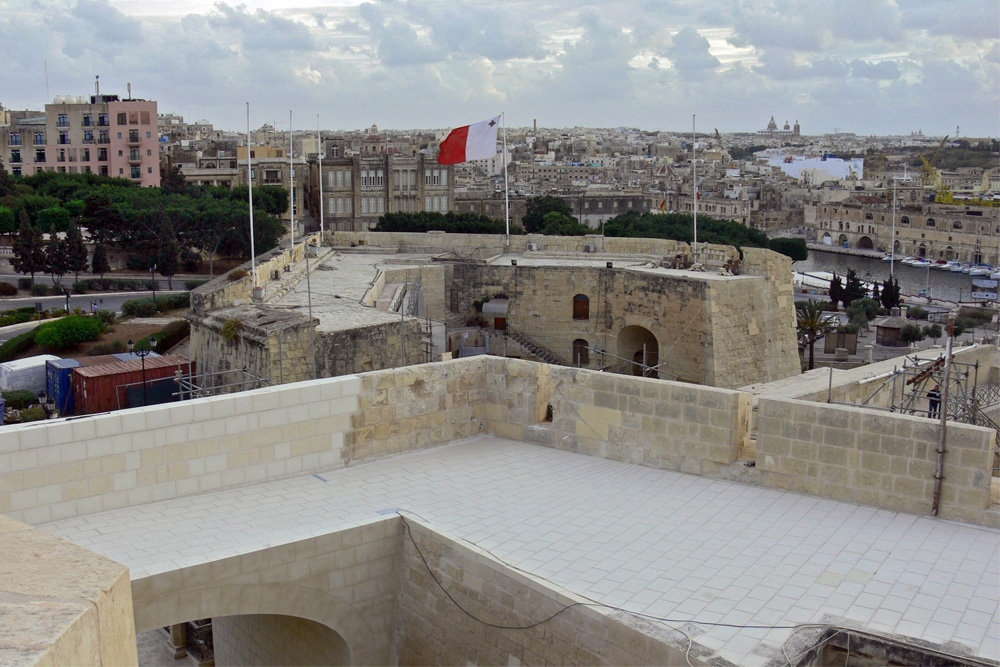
[395,517,706,666]
[756,397,997,526]
[0,514,137,666]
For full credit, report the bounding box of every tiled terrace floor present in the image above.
[41,437,999,667]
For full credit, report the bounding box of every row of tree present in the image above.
[0,166,288,282]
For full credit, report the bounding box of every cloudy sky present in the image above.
[1,0,997,136]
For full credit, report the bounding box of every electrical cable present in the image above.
[396,510,991,667]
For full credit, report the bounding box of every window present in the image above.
[82,148,89,161]
[35,149,46,162]
[901,216,909,225]
[129,112,138,125]
[573,339,589,366]
[12,167,20,176]
[865,212,873,220]
[130,166,141,178]
[130,149,141,161]
[573,294,590,320]
[10,132,20,146]
[98,148,108,161]
[99,131,110,144]
[425,195,431,210]
[377,197,384,213]
[117,113,127,125]
[146,132,151,138]
[926,218,935,227]
[59,131,69,144]
[148,167,152,174]
[118,132,122,139]
[952,220,962,230]
[100,166,108,176]
[34,131,45,145]
[57,114,69,127]
[377,170,384,186]
[147,149,152,156]
[83,131,94,143]
[128,129,139,142]
[98,113,109,126]
[140,111,150,125]
[82,114,93,127]
[10,150,20,163]
[361,197,368,214]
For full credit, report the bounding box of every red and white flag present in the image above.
[437,116,500,165]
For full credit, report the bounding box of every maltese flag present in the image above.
[437,116,500,165]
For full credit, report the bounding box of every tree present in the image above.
[91,243,111,286]
[768,237,808,262]
[523,196,575,233]
[796,299,833,371]
[923,323,943,343]
[158,227,181,290]
[11,215,45,285]
[880,276,901,310]
[843,269,867,305]
[538,211,591,236]
[45,237,71,285]
[829,273,844,308]
[900,323,925,345]
[0,158,14,198]
[64,223,89,282]
[0,206,15,236]
[163,164,187,194]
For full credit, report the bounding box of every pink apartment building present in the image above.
[7,93,160,187]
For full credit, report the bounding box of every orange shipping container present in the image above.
[72,355,193,415]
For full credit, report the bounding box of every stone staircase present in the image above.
[505,325,570,367]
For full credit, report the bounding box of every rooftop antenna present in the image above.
[94,75,101,103]
[127,82,132,100]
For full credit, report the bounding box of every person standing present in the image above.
[927,384,941,419]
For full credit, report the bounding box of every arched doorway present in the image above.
[572,339,589,366]
[857,236,874,250]
[213,614,350,666]
[838,234,849,247]
[617,326,658,377]
[918,243,926,258]
[822,232,833,245]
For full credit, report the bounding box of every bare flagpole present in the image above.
[503,112,510,245]
[317,114,324,243]
[692,113,698,256]
[289,110,295,250]
[247,102,257,286]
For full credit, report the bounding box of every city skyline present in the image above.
[0,0,998,137]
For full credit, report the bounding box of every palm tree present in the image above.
[796,299,833,370]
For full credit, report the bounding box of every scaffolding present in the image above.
[174,367,272,401]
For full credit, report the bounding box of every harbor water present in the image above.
[793,250,995,303]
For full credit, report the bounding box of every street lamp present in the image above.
[128,335,158,407]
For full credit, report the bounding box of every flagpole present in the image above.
[289,110,295,250]
[502,112,510,245]
[692,113,697,258]
[317,114,324,243]
[247,102,257,286]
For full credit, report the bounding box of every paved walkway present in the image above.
[39,437,999,667]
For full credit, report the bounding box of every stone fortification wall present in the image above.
[316,320,427,378]
[132,520,401,666]
[214,614,350,667]
[484,358,751,476]
[0,358,486,525]
[448,262,798,387]
[395,518,705,666]
[756,397,997,526]
[0,514,137,666]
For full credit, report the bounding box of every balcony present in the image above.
[127,138,141,147]
[128,156,142,165]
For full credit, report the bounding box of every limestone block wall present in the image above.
[0,358,489,526]
[394,518,704,666]
[0,514,137,666]
[316,320,427,377]
[485,358,751,476]
[213,613,350,666]
[449,263,798,387]
[132,520,401,666]
[756,397,997,526]
[376,264,447,320]
[190,237,314,314]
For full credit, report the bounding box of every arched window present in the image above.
[573,294,589,320]
[900,216,909,225]
[572,339,589,366]
[865,212,873,220]
[926,218,936,227]
[952,220,963,230]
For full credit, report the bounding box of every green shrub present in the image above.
[35,316,104,350]
[185,279,209,290]
[221,318,242,340]
[71,281,89,293]
[923,323,943,340]
[907,306,928,320]
[17,278,32,290]
[0,282,17,296]
[19,405,47,422]
[0,310,34,327]
[0,328,38,362]
[957,306,993,326]
[121,298,158,317]
[158,293,190,311]
[95,309,116,326]
[900,323,925,344]
[31,283,54,296]
[2,389,37,410]
[88,340,127,356]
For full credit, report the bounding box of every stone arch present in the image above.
[838,234,848,247]
[822,232,833,245]
[918,243,926,258]
[213,613,350,666]
[617,325,659,377]
[135,583,369,664]
[572,338,589,366]
[857,236,874,250]
[573,294,590,320]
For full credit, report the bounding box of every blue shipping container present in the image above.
[0,396,5,425]
[46,358,82,416]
